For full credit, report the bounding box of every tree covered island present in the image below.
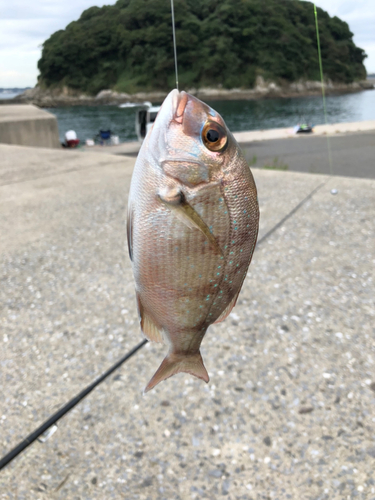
[38,0,367,96]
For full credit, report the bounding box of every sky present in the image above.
[0,0,374,88]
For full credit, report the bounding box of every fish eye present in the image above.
[206,129,219,142]
[202,122,227,152]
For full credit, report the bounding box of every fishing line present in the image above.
[170,0,179,90]
[313,3,336,191]
[0,4,337,471]
[256,179,328,246]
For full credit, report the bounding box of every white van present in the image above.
[135,102,161,142]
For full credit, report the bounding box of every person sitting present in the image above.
[64,130,80,148]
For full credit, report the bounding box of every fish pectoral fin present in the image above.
[126,203,133,262]
[136,292,164,343]
[213,290,240,324]
[158,188,224,257]
[144,350,209,393]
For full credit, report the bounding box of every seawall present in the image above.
[2,79,373,108]
[0,104,60,149]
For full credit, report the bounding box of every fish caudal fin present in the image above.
[144,351,209,393]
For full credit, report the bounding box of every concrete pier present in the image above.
[233,119,375,142]
[83,121,375,179]
[0,144,374,498]
[0,105,60,149]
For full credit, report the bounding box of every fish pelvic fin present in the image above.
[144,351,209,393]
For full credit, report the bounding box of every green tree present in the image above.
[37,0,367,95]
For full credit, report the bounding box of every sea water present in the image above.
[47,90,375,144]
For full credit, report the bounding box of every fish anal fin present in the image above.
[144,350,209,393]
[214,290,240,324]
[136,292,164,343]
[141,314,164,343]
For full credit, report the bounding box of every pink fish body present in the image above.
[127,90,259,392]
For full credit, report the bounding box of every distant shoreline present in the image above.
[1,79,373,108]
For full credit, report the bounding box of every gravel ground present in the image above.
[0,145,374,499]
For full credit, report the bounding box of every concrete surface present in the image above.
[241,131,375,179]
[81,120,375,157]
[0,105,60,149]
[81,141,141,157]
[81,124,375,179]
[233,120,375,143]
[0,144,374,499]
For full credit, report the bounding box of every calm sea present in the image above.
[0,91,24,99]
[47,90,375,144]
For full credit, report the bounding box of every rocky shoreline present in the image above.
[3,78,374,107]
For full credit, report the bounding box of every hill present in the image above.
[37,0,367,95]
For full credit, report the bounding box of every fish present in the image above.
[127,89,259,392]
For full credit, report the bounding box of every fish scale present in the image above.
[127,89,259,392]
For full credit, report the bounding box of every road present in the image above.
[241,131,375,178]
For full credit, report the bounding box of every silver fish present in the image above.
[127,90,259,392]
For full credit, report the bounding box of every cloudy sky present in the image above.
[1,0,374,88]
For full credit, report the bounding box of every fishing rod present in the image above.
[0,177,328,472]
[0,340,147,472]
[0,0,181,474]
[0,2,334,473]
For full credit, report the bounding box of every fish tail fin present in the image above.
[144,351,209,393]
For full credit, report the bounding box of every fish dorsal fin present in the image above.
[158,187,223,257]
[213,290,240,324]
[144,350,209,393]
[136,292,164,343]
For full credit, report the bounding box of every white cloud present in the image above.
[313,0,375,72]
[0,0,374,87]
[0,50,41,88]
[362,42,375,72]
[0,0,116,87]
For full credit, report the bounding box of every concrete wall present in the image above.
[0,104,60,148]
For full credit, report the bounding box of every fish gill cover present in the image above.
[37,0,367,95]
